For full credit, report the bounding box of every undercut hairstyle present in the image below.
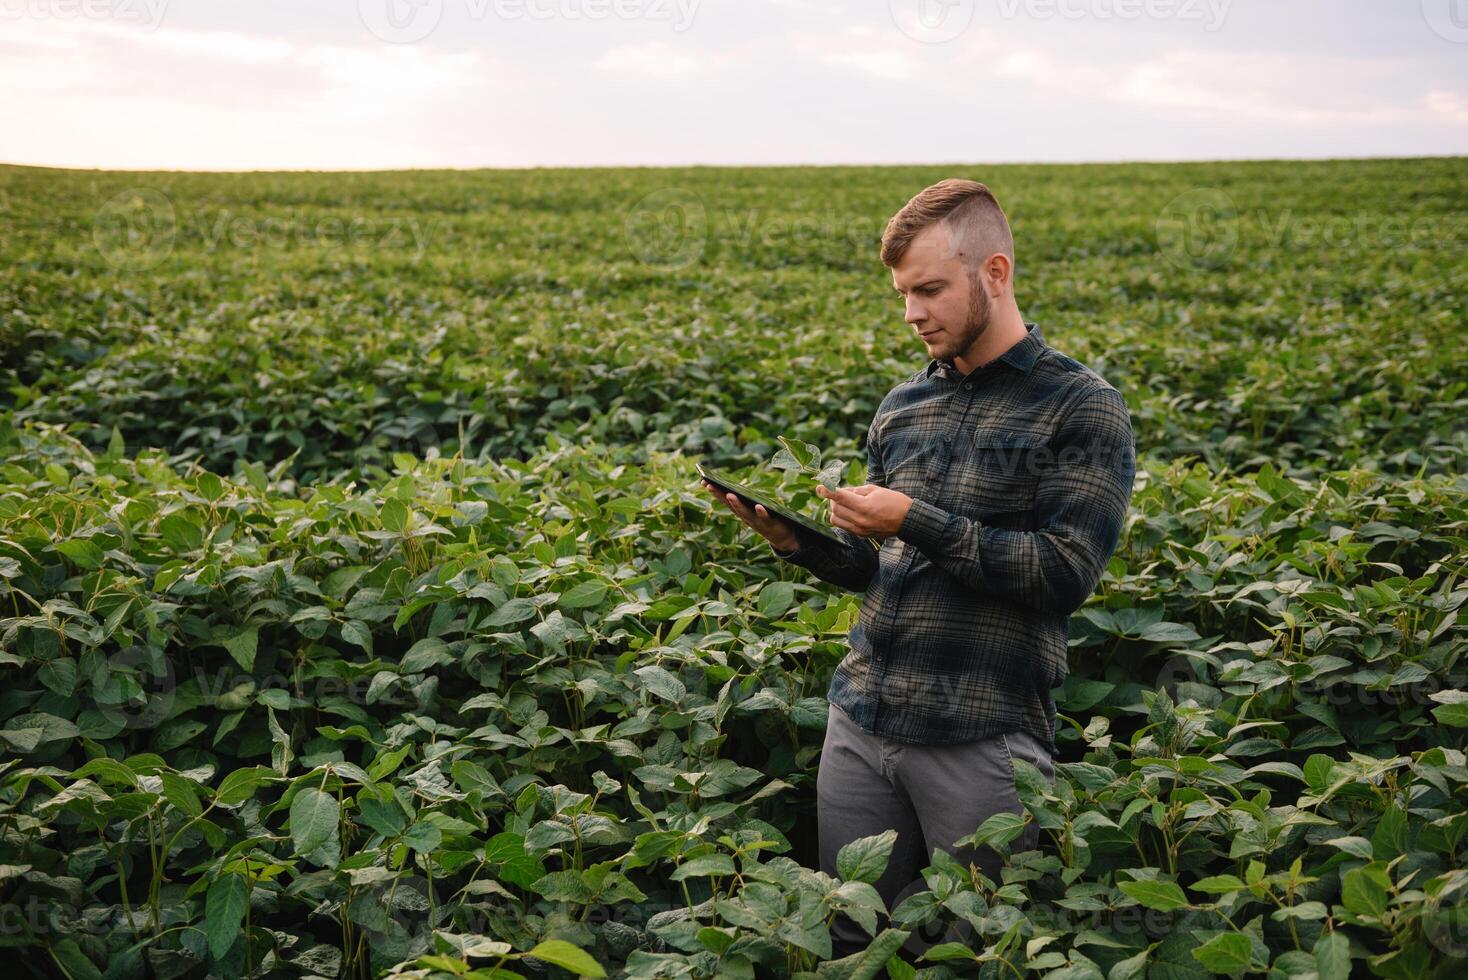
[880,179,1014,272]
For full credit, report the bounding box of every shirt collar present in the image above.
[926,321,1046,382]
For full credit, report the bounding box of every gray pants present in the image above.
[817,701,1056,958]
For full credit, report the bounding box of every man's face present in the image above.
[890,222,992,365]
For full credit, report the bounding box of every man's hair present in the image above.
[880,178,1014,271]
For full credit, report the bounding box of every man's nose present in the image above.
[905,298,926,324]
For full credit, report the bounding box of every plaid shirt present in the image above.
[773,322,1135,754]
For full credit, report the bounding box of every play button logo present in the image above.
[359,0,444,43]
[1423,0,1468,42]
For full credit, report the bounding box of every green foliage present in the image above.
[771,436,847,493]
[0,159,1464,979]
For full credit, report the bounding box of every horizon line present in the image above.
[2,152,1463,177]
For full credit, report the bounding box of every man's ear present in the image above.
[982,252,1013,295]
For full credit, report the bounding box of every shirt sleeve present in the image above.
[769,417,884,592]
[894,384,1135,615]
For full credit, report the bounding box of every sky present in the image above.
[2,0,1466,170]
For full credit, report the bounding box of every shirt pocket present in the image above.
[961,429,1048,514]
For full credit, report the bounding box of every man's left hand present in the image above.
[816,484,913,538]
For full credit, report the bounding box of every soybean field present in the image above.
[0,157,1465,979]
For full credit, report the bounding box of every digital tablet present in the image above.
[696,461,858,549]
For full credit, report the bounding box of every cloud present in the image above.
[0,1,1462,168]
[594,39,721,79]
[1425,90,1468,127]
[986,45,1467,129]
[0,17,521,168]
[819,49,916,81]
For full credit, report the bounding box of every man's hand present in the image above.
[816,484,913,538]
[700,479,801,552]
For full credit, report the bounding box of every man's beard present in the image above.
[945,272,992,363]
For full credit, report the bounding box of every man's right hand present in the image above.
[700,479,801,553]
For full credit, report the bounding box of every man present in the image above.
[702,179,1135,956]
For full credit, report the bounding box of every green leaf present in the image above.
[1189,874,1245,895]
[341,620,373,653]
[37,658,78,696]
[160,513,205,552]
[400,636,452,673]
[533,869,594,902]
[757,581,796,618]
[487,597,537,628]
[51,939,103,980]
[205,873,247,959]
[1322,836,1374,860]
[73,757,139,787]
[5,712,79,746]
[696,925,735,955]
[267,706,293,776]
[1431,702,1468,727]
[1107,946,1151,980]
[1138,621,1202,644]
[159,771,203,817]
[1313,931,1351,980]
[290,787,340,858]
[380,498,410,533]
[1191,931,1252,973]
[525,939,605,977]
[1302,754,1335,790]
[196,471,225,502]
[0,728,42,753]
[55,538,106,569]
[885,952,918,980]
[1118,879,1190,912]
[634,664,686,704]
[403,821,442,853]
[153,719,207,752]
[815,459,846,490]
[323,565,371,599]
[813,928,912,979]
[920,942,975,962]
[1340,865,1388,917]
[223,624,258,672]
[776,436,821,470]
[357,791,407,837]
[560,580,608,609]
[216,766,276,806]
[670,853,736,880]
[837,829,897,885]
